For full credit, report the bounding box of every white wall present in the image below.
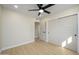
[40,5,79,52]
[1,8,35,50]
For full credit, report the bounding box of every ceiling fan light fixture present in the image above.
[28,4,55,16]
[39,9,44,13]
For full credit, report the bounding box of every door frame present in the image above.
[45,13,79,53]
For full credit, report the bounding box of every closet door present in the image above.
[48,15,78,51]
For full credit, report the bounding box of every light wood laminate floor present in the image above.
[1,39,78,55]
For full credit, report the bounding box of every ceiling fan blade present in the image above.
[28,9,39,11]
[44,10,50,14]
[40,4,43,7]
[37,4,42,9]
[42,4,55,9]
[38,12,41,16]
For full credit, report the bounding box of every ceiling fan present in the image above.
[28,4,55,16]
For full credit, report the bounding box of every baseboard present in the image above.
[1,40,34,51]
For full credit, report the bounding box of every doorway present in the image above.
[35,22,40,41]
[48,14,78,52]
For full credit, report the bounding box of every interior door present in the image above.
[48,15,78,51]
[40,22,47,41]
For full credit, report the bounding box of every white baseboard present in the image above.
[1,40,34,51]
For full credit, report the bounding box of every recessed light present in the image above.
[14,5,18,8]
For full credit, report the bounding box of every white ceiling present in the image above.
[2,4,79,18]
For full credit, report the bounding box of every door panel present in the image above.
[48,15,78,51]
[41,22,46,41]
[40,21,48,41]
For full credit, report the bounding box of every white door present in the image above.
[48,15,78,51]
[40,22,47,41]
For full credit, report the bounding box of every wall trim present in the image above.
[1,40,34,51]
[77,12,79,53]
